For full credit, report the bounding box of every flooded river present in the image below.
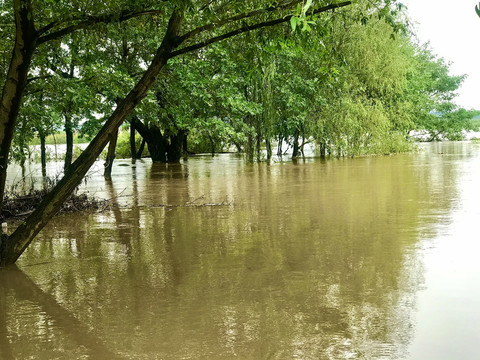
[1,142,480,359]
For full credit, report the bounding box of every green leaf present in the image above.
[476,4,480,18]
[303,0,313,14]
[290,16,297,32]
[302,21,311,32]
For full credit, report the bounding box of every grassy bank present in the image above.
[29,133,89,146]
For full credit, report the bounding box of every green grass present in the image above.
[29,132,89,146]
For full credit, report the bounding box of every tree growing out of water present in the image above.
[1,0,468,266]
[0,0,356,266]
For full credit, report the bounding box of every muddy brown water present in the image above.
[1,142,480,359]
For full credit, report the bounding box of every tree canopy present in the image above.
[0,0,474,266]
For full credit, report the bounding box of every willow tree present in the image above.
[315,12,417,156]
[0,0,354,266]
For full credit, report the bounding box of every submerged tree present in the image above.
[0,0,354,266]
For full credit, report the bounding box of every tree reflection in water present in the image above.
[0,267,123,359]
[1,143,469,359]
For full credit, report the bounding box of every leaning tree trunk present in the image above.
[136,138,146,159]
[104,129,118,177]
[0,9,184,267]
[0,0,36,215]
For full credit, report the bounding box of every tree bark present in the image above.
[292,129,300,158]
[319,141,327,158]
[64,114,73,172]
[266,137,272,160]
[182,130,188,159]
[146,126,168,163]
[136,138,146,159]
[130,125,136,164]
[0,0,36,214]
[277,136,283,156]
[167,131,184,163]
[256,132,261,160]
[130,118,168,163]
[104,129,118,177]
[40,134,47,178]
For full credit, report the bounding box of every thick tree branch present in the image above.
[171,1,351,58]
[26,75,53,85]
[129,116,150,139]
[180,0,303,43]
[37,9,163,45]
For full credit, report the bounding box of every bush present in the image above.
[115,131,149,159]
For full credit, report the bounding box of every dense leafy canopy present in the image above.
[2,0,470,165]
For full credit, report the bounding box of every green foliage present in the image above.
[114,131,150,159]
[29,132,88,146]
[2,0,470,167]
[419,109,479,141]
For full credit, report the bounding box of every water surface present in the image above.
[1,142,479,359]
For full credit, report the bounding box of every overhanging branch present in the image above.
[37,9,163,45]
[170,1,351,58]
[179,0,303,43]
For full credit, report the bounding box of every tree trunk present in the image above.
[147,126,168,163]
[167,131,184,163]
[319,141,327,158]
[0,9,184,266]
[266,137,272,160]
[130,118,168,163]
[208,133,215,157]
[292,129,300,158]
[104,129,118,177]
[256,132,261,160]
[246,134,254,162]
[136,138,146,159]
[0,0,36,215]
[182,130,188,159]
[64,114,73,172]
[130,124,136,164]
[40,134,47,177]
[277,136,283,156]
